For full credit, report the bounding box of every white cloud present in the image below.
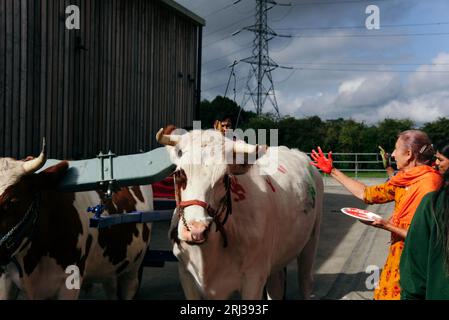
[175,1,449,124]
[338,78,365,95]
[289,72,401,120]
[282,52,449,124]
[377,91,449,123]
[405,52,449,96]
[335,73,401,110]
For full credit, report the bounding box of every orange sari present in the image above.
[363,165,442,300]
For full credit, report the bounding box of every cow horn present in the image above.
[233,141,267,156]
[22,138,47,174]
[156,128,180,146]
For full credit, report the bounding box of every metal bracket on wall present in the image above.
[97,151,117,199]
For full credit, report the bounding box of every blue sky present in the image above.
[176,0,449,125]
[406,0,449,62]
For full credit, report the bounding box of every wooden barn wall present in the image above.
[0,0,201,159]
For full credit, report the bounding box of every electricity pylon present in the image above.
[235,0,291,117]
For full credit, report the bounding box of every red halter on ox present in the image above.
[173,169,232,247]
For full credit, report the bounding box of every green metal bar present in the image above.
[37,147,176,192]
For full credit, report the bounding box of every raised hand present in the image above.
[310,146,333,174]
[378,145,391,169]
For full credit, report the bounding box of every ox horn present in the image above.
[156,128,180,146]
[233,141,268,156]
[22,138,47,174]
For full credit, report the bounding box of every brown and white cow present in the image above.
[0,145,152,299]
[157,127,323,300]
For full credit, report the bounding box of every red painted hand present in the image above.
[310,147,333,174]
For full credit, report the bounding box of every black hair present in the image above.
[432,155,449,274]
[436,140,449,159]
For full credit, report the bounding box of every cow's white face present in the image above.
[175,164,228,244]
[158,128,267,245]
[170,130,231,244]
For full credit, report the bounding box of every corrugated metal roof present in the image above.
[160,0,206,26]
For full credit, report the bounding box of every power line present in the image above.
[203,75,248,91]
[291,0,402,6]
[203,63,449,88]
[287,61,449,66]
[290,31,449,38]
[205,18,449,40]
[202,46,251,65]
[188,1,210,12]
[276,69,298,83]
[203,2,238,18]
[273,21,449,31]
[204,14,254,38]
[203,33,243,48]
[270,4,294,23]
[290,66,449,73]
[202,65,230,76]
[204,23,449,48]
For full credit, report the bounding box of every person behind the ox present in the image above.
[213,118,232,135]
[400,139,449,299]
[310,130,442,300]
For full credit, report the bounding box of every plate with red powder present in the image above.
[340,207,382,222]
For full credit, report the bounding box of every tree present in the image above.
[338,120,367,153]
[422,117,449,145]
[279,116,325,152]
[360,125,379,153]
[199,96,256,129]
[377,118,414,152]
[323,118,345,152]
[199,96,422,155]
[277,116,299,148]
[239,115,279,146]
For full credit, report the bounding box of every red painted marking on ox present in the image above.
[230,176,246,202]
[265,177,276,193]
[278,165,287,174]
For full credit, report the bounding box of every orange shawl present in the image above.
[388,165,442,229]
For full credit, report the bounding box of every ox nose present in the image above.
[188,221,208,243]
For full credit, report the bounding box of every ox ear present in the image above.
[31,161,69,189]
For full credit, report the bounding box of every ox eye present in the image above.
[177,149,183,158]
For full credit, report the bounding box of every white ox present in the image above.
[157,128,323,299]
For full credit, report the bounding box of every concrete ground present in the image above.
[81,178,394,300]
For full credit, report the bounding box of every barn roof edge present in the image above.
[160,0,206,26]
